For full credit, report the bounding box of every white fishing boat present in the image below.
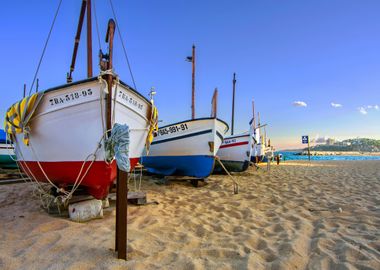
[4,1,156,199]
[142,117,228,177]
[214,131,254,172]
[142,46,229,178]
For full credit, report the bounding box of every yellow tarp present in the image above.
[4,92,44,145]
[146,102,158,153]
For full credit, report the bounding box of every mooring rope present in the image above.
[215,157,239,194]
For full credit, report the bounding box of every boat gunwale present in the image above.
[223,134,251,141]
[39,76,150,104]
[158,117,229,132]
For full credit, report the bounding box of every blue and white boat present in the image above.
[141,117,229,178]
[0,129,16,168]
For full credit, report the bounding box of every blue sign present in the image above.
[302,135,309,144]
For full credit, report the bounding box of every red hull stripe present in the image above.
[18,158,140,199]
[220,141,249,149]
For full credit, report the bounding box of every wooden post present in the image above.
[231,73,236,135]
[191,45,195,119]
[115,169,128,260]
[86,0,93,78]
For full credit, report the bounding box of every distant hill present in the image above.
[307,138,380,152]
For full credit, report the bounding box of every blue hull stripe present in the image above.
[141,155,215,178]
[151,129,212,145]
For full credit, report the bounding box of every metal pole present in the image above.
[191,45,195,119]
[23,84,26,98]
[86,0,93,78]
[307,139,311,162]
[231,73,236,135]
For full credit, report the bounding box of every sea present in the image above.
[277,151,380,161]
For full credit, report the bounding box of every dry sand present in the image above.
[0,161,379,270]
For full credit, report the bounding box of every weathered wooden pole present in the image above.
[116,169,128,260]
[67,0,87,83]
[231,73,236,135]
[86,0,93,77]
[191,45,196,119]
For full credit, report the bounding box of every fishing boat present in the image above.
[214,74,254,173]
[141,117,228,177]
[0,129,16,168]
[141,46,229,178]
[251,113,266,163]
[4,1,156,199]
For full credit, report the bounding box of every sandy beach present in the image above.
[0,160,379,269]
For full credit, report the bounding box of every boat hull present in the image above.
[0,143,16,168]
[13,77,151,199]
[214,133,253,173]
[141,118,228,178]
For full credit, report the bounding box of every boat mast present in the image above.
[86,0,93,77]
[105,19,115,131]
[211,88,218,118]
[252,99,256,129]
[67,0,93,82]
[191,45,196,119]
[231,73,236,135]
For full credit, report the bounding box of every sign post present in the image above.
[302,135,311,162]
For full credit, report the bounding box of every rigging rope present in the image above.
[29,0,63,96]
[108,0,138,90]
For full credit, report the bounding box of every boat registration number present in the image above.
[157,123,188,136]
[117,90,144,111]
[49,89,93,106]
[223,139,237,145]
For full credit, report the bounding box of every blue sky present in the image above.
[1,0,379,149]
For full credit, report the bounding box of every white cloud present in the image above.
[359,104,379,114]
[331,102,342,108]
[358,107,368,115]
[293,101,307,107]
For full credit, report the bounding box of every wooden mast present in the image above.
[252,99,256,129]
[86,0,93,77]
[231,73,236,135]
[105,20,115,132]
[191,45,196,119]
[67,0,87,83]
[211,88,218,118]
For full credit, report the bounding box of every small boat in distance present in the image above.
[141,117,228,177]
[214,73,254,173]
[0,129,16,168]
[4,1,155,199]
